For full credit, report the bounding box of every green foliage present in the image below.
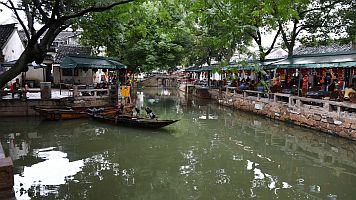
[79,0,193,72]
[78,0,353,73]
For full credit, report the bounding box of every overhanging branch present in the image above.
[60,0,135,21]
[7,0,30,40]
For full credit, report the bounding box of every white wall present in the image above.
[2,29,25,86]
[2,30,24,62]
[53,66,95,85]
[25,67,45,84]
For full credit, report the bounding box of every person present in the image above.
[302,75,308,90]
[343,85,356,101]
[11,78,22,98]
[116,104,124,115]
[145,107,156,119]
[324,72,332,91]
[133,107,140,117]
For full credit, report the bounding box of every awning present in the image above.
[272,51,356,69]
[60,55,127,70]
[0,60,47,68]
[184,65,221,72]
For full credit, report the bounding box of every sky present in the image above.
[0,3,16,24]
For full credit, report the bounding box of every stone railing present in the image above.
[289,96,356,116]
[225,88,356,116]
[73,86,110,100]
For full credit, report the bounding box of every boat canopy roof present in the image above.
[60,55,127,70]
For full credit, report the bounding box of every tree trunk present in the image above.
[0,48,33,88]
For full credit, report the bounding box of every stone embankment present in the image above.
[0,143,14,199]
[209,89,356,141]
[0,97,110,117]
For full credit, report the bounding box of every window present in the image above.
[62,68,78,76]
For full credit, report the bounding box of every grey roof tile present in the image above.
[0,23,16,49]
[54,45,92,63]
[294,43,353,55]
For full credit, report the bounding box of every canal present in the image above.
[1,88,356,200]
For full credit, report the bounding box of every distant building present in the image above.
[52,45,94,85]
[19,30,87,86]
[0,23,24,62]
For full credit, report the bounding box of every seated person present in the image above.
[145,107,156,119]
[11,78,22,98]
[133,107,140,117]
[343,85,356,100]
[231,80,238,87]
[116,104,124,115]
[239,83,249,90]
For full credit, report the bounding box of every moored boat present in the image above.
[88,112,179,129]
[33,107,89,120]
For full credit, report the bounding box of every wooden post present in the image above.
[59,67,62,95]
[73,85,78,97]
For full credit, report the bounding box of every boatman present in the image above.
[145,107,156,119]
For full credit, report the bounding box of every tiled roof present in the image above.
[0,23,16,49]
[294,43,353,55]
[18,30,27,46]
[53,31,80,42]
[18,30,81,46]
[54,45,92,63]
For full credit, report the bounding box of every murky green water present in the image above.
[1,88,356,200]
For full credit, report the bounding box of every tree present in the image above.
[184,0,281,63]
[80,0,194,72]
[215,0,282,62]
[269,0,347,56]
[0,0,135,88]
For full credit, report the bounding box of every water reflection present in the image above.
[15,148,84,199]
[0,87,355,199]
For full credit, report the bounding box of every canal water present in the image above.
[1,88,356,200]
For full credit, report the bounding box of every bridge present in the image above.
[141,75,179,87]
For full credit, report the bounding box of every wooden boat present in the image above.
[88,112,179,129]
[33,107,89,120]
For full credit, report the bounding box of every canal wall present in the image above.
[209,89,356,141]
[0,97,111,117]
[0,142,14,199]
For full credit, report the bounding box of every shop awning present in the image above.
[184,65,221,72]
[272,51,356,69]
[60,55,127,70]
[222,66,255,71]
